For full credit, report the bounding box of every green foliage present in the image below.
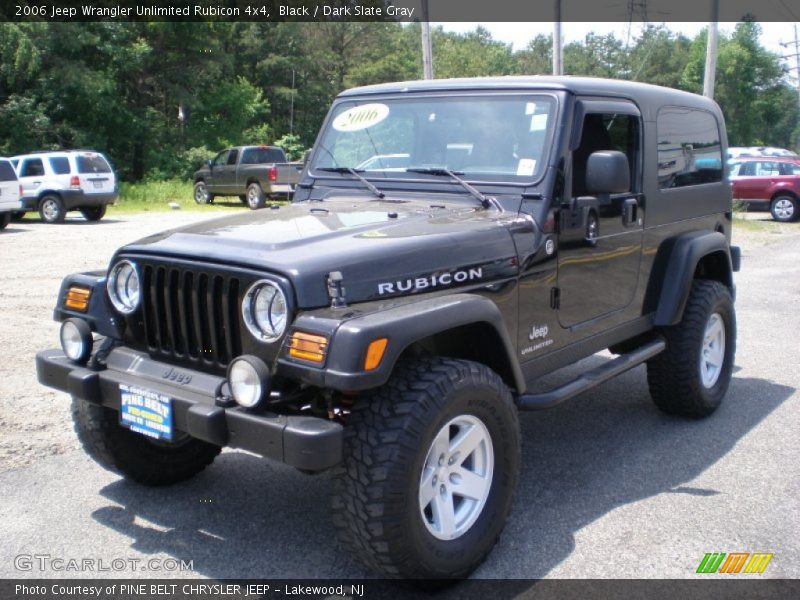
[273,133,305,161]
[1,20,797,184]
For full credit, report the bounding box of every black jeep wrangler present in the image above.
[37,77,741,579]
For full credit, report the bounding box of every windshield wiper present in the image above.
[406,167,496,209]
[316,167,385,199]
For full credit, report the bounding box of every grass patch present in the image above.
[110,180,242,214]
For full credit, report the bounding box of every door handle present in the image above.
[623,197,638,226]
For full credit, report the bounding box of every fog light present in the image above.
[227,355,271,409]
[60,318,93,364]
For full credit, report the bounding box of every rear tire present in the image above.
[80,205,107,222]
[647,280,736,418]
[72,397,221,486]
[770,194,798,222]
[193,181,214,205]
[0,212,10,229]
[246,182,266,210]
[39,194,66,224]
[331,357,520,579]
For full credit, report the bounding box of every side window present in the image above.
[780,162,800,176]
[49,157,71,175]
[227,149,239,165]
[657,107,722,189]
[20,158,45,177]
[755,161,779,176]
[213,150,230,166]
[572,112,640,196]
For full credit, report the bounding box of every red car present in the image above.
[729,156,800,222]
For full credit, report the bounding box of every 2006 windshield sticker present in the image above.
[333,103,390,132]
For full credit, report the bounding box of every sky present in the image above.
[438,22,800,81]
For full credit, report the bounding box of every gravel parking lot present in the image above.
[0,209,798,580]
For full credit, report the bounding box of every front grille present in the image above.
[140,263,242,368]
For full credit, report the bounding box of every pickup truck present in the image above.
[193,145,302,209]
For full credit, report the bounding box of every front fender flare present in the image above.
[283,293,525,393]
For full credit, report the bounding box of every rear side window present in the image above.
[20,158,45,177]
[0,160,17,181]
[241,147,286,164]
[781,162,800,175]
[76,154,111,174]
[227,149,239,165]
[49,156,71,175]
[657,107,722,189]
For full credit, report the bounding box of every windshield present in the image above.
[311,94,556,183]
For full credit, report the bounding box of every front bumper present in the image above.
[36,347,342,471]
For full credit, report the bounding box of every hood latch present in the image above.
[327,271,347,308]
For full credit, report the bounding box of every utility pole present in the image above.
[553,0,563,75]
[421,0,434,79]
[703,0,719,98]
[780,24,800,105]
[289,69,295,135]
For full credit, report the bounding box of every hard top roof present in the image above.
[338,75,719,114]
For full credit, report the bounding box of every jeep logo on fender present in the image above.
[378,268,483,295]
[162,367,192,385]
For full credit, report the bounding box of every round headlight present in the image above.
[60,318,93,364]
[107,260,140,314]
[227,356,271,409]
[242,280,288,343]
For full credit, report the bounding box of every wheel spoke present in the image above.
[432,488,456,538]
[453,467,490,501]
[418,468,437,508]
[449,423,484,462]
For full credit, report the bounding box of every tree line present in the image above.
[0,20,797,181]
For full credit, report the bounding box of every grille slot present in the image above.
[141,264,242,367]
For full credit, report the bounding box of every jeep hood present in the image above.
[118,197,520,308]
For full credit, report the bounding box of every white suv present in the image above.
[11,150,118,223]
[0,158,22,231]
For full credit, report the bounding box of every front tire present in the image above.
[246,182,266,210]
[80,205,107,222]
[331,357,520,579]
[72,397,221,486]
[770,194,798,222]
[0,212,10,230]
[647,280,736,418]
[39,194,65,224]
[193,181,214,205]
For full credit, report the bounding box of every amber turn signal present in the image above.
[288,331,328,363]
[65,286,91,312]
[364,338,388,371]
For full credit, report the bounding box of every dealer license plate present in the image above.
[119,384,173,441]
[92,180,103,189]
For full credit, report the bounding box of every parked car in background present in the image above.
[729,156,800,222]
[192,145,302,209]
[0,157,23,230]
[11,150,117,223]
[728,146,798,159]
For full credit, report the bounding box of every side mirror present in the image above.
[586,151,630,195]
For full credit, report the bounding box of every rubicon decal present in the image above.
[378,268,483,295]
[696,552,774,574]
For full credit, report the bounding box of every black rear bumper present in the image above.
[21,190,117,211]
[36,348,342,471]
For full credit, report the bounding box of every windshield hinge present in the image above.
[327,271,347,308]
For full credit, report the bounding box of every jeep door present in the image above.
[556,101,644,328]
